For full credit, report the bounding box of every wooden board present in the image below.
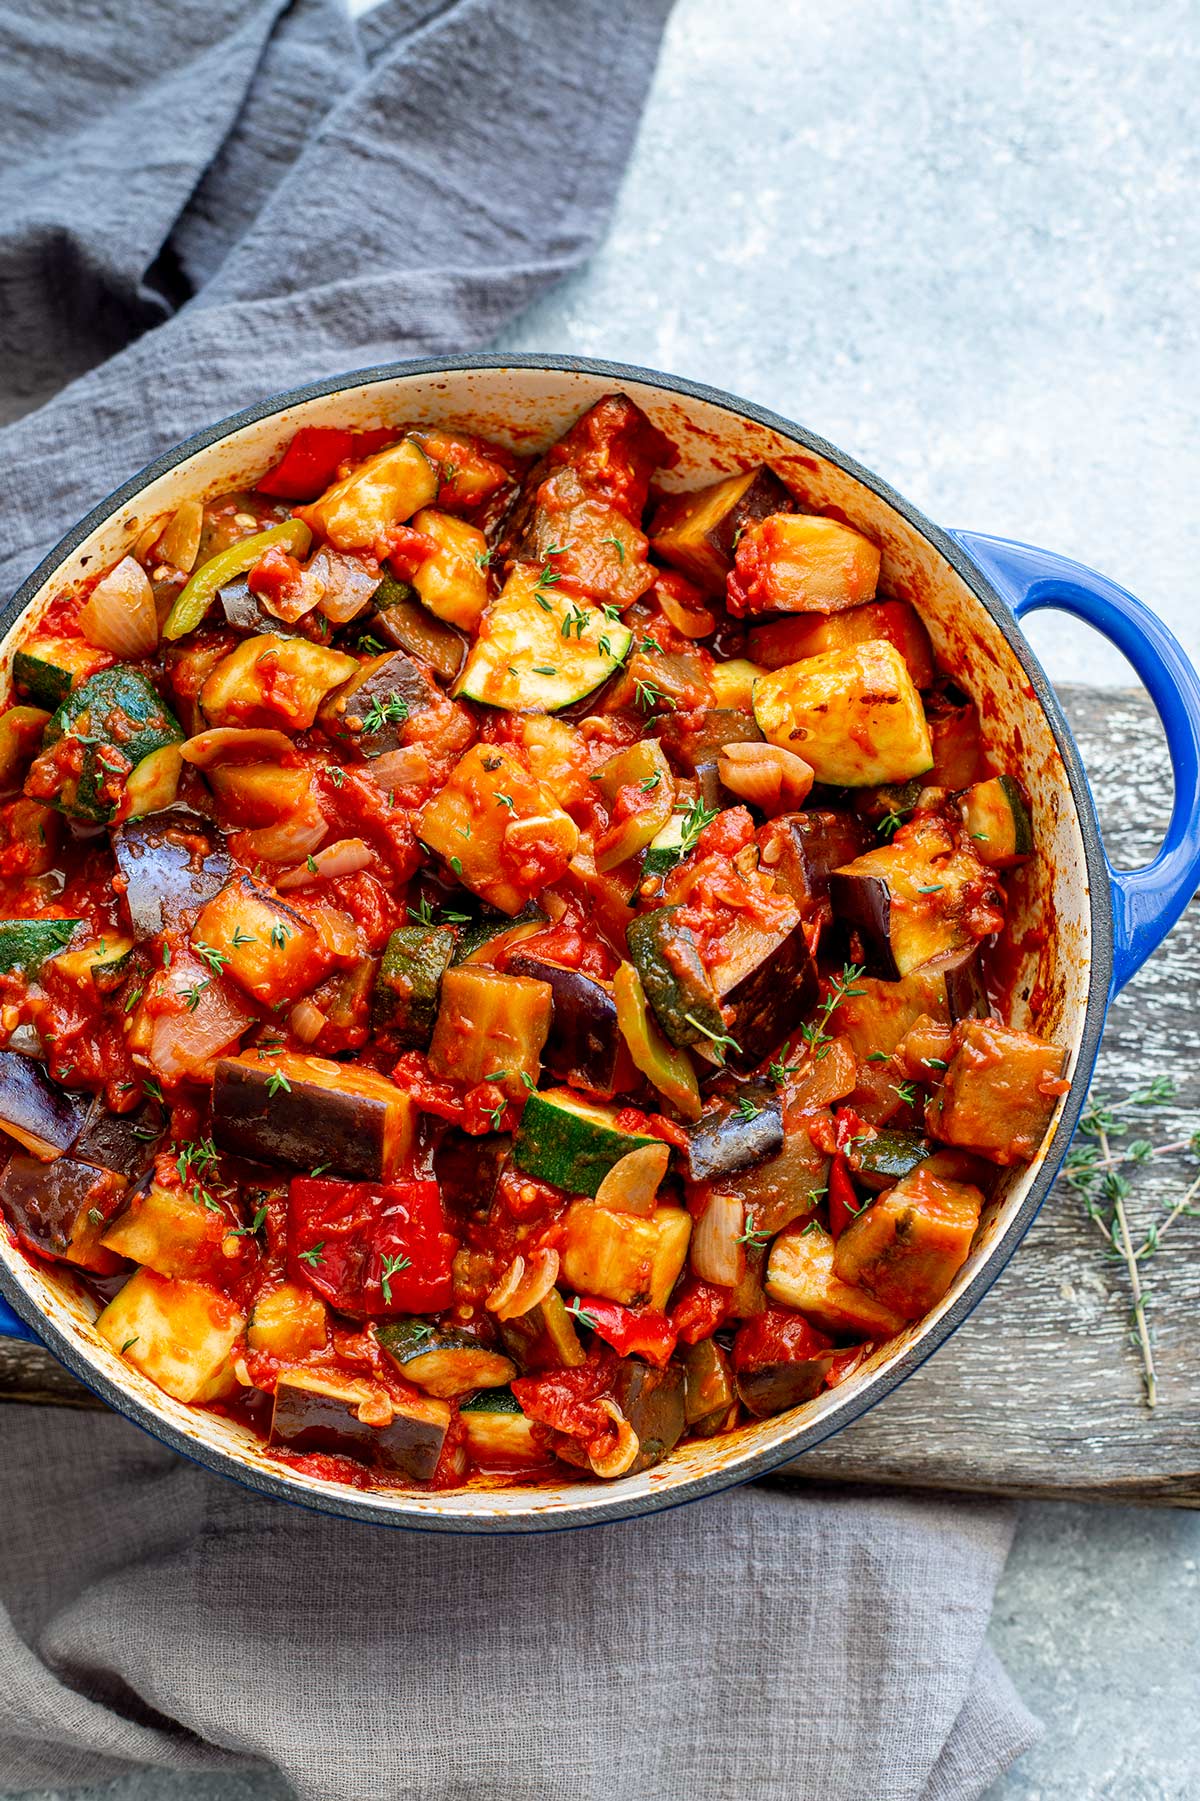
[4,687,1198,1505]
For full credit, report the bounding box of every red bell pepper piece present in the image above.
[287,1176,457,1316]
[256,426,354,501]
[827,1151,860,1241]
[732,1307,832,1375]
[670,1276,736,1345]
[571,1297,678,1367]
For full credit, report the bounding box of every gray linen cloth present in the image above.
[0,1,1041,1795]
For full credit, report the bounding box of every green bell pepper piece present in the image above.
[162,518,312,642]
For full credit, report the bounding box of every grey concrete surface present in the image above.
[3,1,1196,1798]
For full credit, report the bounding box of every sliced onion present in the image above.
[658,592,717,638]
[313,548,381,624]
[718,742,814,817]
[690,1192,745,1287]
[147,963,254,1082]
[241,802,327,863]
[588,1399,640,1479]
[277,837,372,890]
[182,727,296,768]
[363,746,430,791]
[79,556,158,657]
[486,1248,560,1321]
[289,998,327,1044]
[157,499,204,575]
[305,901,363,959]
[594,1142,670,1215]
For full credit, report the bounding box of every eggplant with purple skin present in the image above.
[72,1097,166,1180]
[111,805,231,939]
[218,580,332,643]
[829,816,1000,980]
[506,953,624,1096]
[650,465,794,592]
[705,919,819,1075]
[611,1358,687,1474]
[318,648,435,758]
[212,1050,416,1179]
[682,1086,783,1184]
[758,810,872,923]
[655,708,762,776]
[734,1352,835,1416]
[0,1153,126,1272]
[0,1051,85,1158]
[269,1371,451,1480]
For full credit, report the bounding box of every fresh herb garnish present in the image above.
[798,963,865,1062]
[565,1298,597,1331]
[380,1252,411,1304]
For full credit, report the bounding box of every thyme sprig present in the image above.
[798,963,865,1062]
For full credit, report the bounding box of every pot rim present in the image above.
[0,353,1112,1531]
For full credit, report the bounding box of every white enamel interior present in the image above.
[0,364,1091,1527]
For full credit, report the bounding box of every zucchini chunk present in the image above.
[731,1308,836,1415]
[625,907,725,1051]
[748,598,936,688]
[560,1200,691,1309]
[682,1090,784,1184]
[845,1127,931,1191]
[0,705,51,790]
[649,465,794,592]
[49,932,135,994]
[372,924,456,1046]
[459,1388,543,1468]
[451,901,547,965]
[612,960,702,1121]
[681,1337,736,1436]
[641,811,691,880]
[0,917,82,974]
[111,805,232,939]
[590,739,675,872]
[0,1153,126,1273]
[753,641,932,787]
[507,953,625,1096]
[453,564,632,713]
[269,1370,450,1480]
[830,816,1001,980]
[247,1281,328,1358]
[611,1358,686,1474]
[427,965,552,1100]
[497,1288,587,1371]
[100,1178,230,1281]
[766,1219,905,1339]
[0,1050,84,1158]
[727,512,881,616]
[296,437,439,552]
[193,877,333,1006]
[318,648,435,758]
[96,1268,245,1403]
[418,742,578,915]
[757,810,871,923]
[832,1160,984,1320]
[409,507,489,629]
[212,1051,416,1179]
[12,635,110,710]
[378,1319,516,1398]
[199,634,358,731]
[27,666,184,824]
[957,775,1033,868]
[925,1017,1067,1165]
[513,1089,658,1197]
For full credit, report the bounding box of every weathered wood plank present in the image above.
[4,687,1198,1504]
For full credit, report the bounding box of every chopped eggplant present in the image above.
[757,810,871,922]
[560,1201,691,1310]
[654,707,763,776]
[522,466,656,609]
[378,1319,515,1397]
[753,641,932,787]
[680,1337,735,1435]
[925,684,982,788]
[269,1369,450,1480]
[681,1089,784,1184]
[507,953,624,1096]
[0,1051,84,1158]
[0,1152,126,1272]
[96,1268,244,1403]
[705,919,819,1074]
[498,393,673,561]
[318,648,435,758]
[926,1018,1067,1165]
[218,578,332,642]
[111,805,231,939]
[296,437,439,552]
[732,1308,836,1415]
[427,965,552,1100]
[369,576,467,682]
[611,1357,686,1474]
[372,924,456,1046]
[451,900,547,966]
[765,1220,905,1338]
[73,1097,165,1180]
[212,1050,416,1179]
[698,1109,831,1239]
[832,1159,984,1319]
[830,816,1003,980]
[649,466,794,592]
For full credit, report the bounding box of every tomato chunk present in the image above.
[288,1177,457,1316]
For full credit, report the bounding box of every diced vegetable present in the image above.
[612,960,702,1121]
[507,953,624,1097]
[408,507,490,629]
[372,924,456,1046]
[832,1160,984,1319]
[213,1051,416,1179]
[79,556,158,658]
[957,775,1033,868]
[0,1051,84,1158]
[513,1088,658,1197]
[454,564,632,713]
[925,1018,1067,1164]
[524,467,656,609]
[133,950,255,1084]
[100,1179,230,1281]
[731,1308,836,1414]
[926,685,982,788]
[459,1389,543,1468]
[199,634,358,731]
[753,641,932,787]
[682,1090,784,1184]
[296,438,438,552]
[649,465,793,591]
[451,901,547,966]
[193,877,333,1006]
[625,906,725,1051]
[611,1358,687,1474]
[111,805,232,939]
[748,598,936,688]
[269,1370,450,1480]
[497,1288,586,1371]
[0,705,51,791]
[727,512,881,616]
[681,1337,735,1435]
[163,519,313,641]
[72,1096,165,1178]
[12,636,110,710]
[830,815,1003,980]
[418,742,578,915]
[370,576,466,681]
[0,917,82,973]
[705,1108,831,1238]
[28,665,184,824]
[560,1201,692,1309]
[766,1219,905,1338]
[591,739,675,872]
[96,1269,244,1403]
[318,648,434,758]
[845,1126,931,1190]
[378,1320,515,1397]
[757,810,871,922]
[286,1175,455,1315]
[704,918,818,1075]
[426,964,552,1100]
[247,1282,328,1359]
[0,1153,125,1272]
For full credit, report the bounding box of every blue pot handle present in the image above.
[951,531,1200,995]
[0,1293,38,1342]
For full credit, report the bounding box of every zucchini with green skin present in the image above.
[372,924,456,1045]
[451,902,547,965]
[591,739,674,872]
[681,1337,735,1436]
[0,705,51,789]
[369,575,467,682]
[611,960,702,1121]
[0,917,82,973]
[49,933,136,994]
[459,1388,543,1467]
[497,1288,586,1371]
[625,906,725,1051]
[513,1088,658,1197]
[27,666,184,825]
[641,812,690,880]
[378,1319,516,1398]
[957,775,1033,868]
[12,637,110,710]
[453,564,632,713]
[846,1127,931,1190]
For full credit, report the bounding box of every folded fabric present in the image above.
[0,0,1039,1795]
